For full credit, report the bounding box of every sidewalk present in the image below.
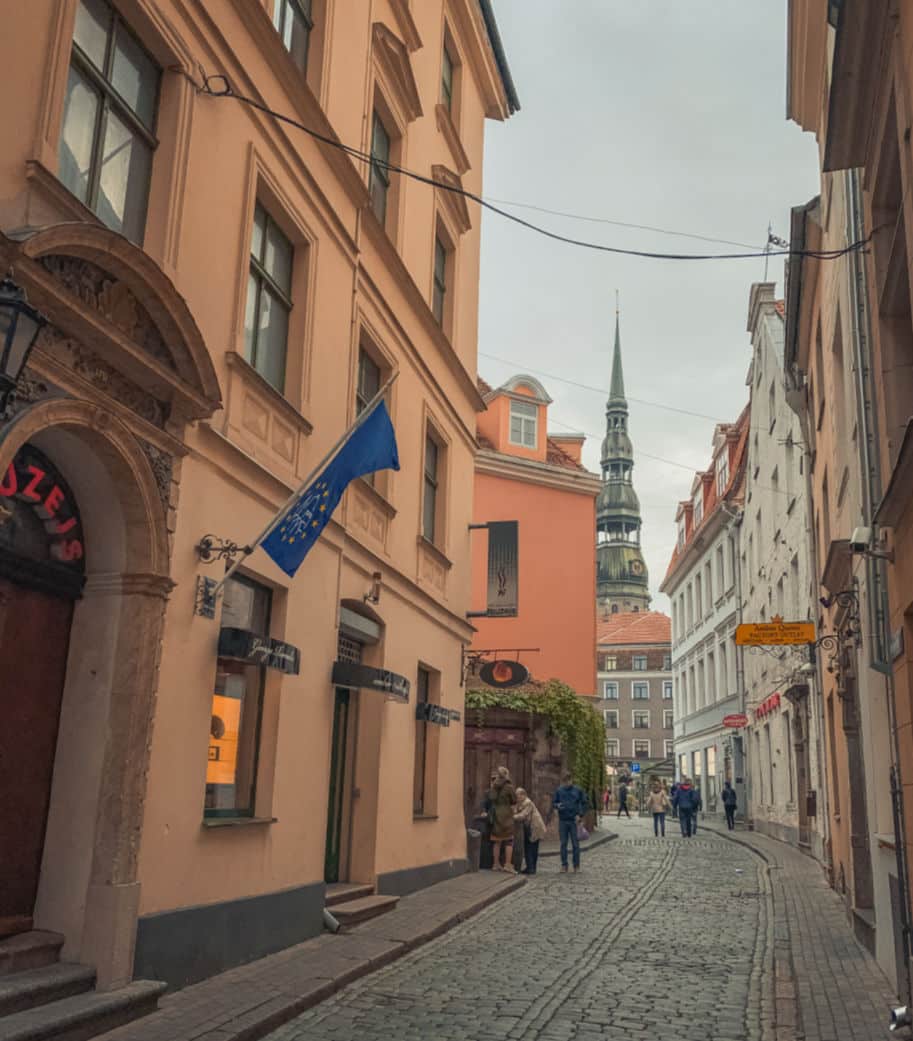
[705,820,897,1041]
[97,871,523,1041]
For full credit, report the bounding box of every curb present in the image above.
[539,831,618,858]
[215,876,527,1041]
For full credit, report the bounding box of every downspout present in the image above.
[846,167,912,1002]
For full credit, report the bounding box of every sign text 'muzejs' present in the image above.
[735,618,816,646]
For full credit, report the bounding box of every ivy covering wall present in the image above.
[465,680,606,810]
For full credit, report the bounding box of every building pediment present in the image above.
[372,23,423,125]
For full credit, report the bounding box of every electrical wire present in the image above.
[188,72,872,264]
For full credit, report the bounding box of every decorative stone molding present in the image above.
[372,23,423,124]
[389,0,422,51]
[432,164,472,235]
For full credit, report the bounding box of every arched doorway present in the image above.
[0,443,85,937]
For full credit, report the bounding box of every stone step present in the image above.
[324,883,374,908]
[0,935,64,978]
[0,979,166,1041]
[330,894,399,928]
[0,964,96,1017]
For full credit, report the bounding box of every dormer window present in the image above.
[509,400,537,448]
[692,487,703,528]
[677,516,686,549]
[716,449,729,496]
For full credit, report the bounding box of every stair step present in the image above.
[0,964,96,1017]
[325,883,374,908]
[0,979,166,1041]
[330,894,399,927]
[0,935,64,978]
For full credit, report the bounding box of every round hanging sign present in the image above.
[479,659,530,689]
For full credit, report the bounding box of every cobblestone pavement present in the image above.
[268,816,774,1041]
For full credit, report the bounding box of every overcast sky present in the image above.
[477,2,821,611]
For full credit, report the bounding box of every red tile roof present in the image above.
[546,438,588,472]
[477,376,494,395]
[596,611,671,646]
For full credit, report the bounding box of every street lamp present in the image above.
[0,278,46,413]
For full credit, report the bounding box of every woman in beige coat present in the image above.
[645,782,671,837]
[513,788,546,875]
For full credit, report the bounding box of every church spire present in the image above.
[608,308,626,405]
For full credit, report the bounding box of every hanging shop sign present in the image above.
[331,660,410,701]
[0,443,84,568]
[415,703,462,726]
[722,713,749,728]
[753,692,781,721]
[735,617,815,646]
[486,521,519,616]
[217,627,301,674]
[479,659,530,689]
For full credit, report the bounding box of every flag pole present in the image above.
[210,370,399,599]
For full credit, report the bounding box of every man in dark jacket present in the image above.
[617,781,631,819]
[670,782,679,819]
[692,786,702,834]
[722,781,737,830]
[674,778,698,838]
[553,772,587,873]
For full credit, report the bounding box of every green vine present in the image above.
[465,680,606,810]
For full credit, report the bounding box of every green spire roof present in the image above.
[609,311,626,404]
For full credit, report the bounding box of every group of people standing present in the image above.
[604,777,738,838]
[483,767,589,875]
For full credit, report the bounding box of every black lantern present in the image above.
[0,278,46,411]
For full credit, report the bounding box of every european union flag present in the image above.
[262,401,400,577]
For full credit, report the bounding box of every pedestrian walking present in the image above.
[616,780,631,819]
[553,772,587,873]
[645,780,671,837]
[674,777,698,838]
[513,787,546,874]
[722,781,737,830]
[692,785,702,834]
[670,782,679,819]
[487,766,517,872]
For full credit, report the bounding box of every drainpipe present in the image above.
[846,166,912,1003]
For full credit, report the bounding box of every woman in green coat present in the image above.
[487,766,517,872]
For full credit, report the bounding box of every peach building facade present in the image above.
[471,376,601,696]
[0,0,517,993]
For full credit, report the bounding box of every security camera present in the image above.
[849,527,871,553]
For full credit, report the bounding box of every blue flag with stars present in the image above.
[262,401,399,577]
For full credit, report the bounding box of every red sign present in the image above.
[753,692,781,722]
[723,713,748,728]
[0,444,84,567]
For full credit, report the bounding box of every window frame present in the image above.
[603,680,619,699]
[432,234,448,324]
[632,655,648,671]
[441,42,454,112]
[663,680,673,700]
[605,738,620,759]
[633,738,651,759]
[369,109,392,227]
[664,709,674,730]
[422,430,440,544]
[509,399,538,449]
[61,0,161,242]
[632,681,649,700]
[272,0,313,73]
[604,656,617,672]
[632,709,650,730]
[245,202,294,392]
[603,708,619,729]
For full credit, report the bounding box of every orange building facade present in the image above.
[0,0,517,997]
[471,376,601,696]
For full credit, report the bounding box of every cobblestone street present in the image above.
[268,818,774,1041]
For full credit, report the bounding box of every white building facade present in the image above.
[661,409,750,820]
[740,283,827,862]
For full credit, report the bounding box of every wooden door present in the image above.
[324,689,351,884]
[0,577,73,936]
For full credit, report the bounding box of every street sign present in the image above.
[630,762,641,773]
[735,617,815,646]
[723,713,748,728]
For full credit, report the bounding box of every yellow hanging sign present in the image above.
[735,616,816,646]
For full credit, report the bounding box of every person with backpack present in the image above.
[675,777,698,838]
[552,772,587,873]
[616,780,631,819]
[722,781,738,830]
[645,780,671,837]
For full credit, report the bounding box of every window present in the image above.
[432,235,448,324]
[604,656,617,672]
[205,576,270,817]
[422,433,439,543]
[632,682,649,700]
[369,111,391,226]
[603,681,618,699]
[716,545,725,598]
[633,739,651,758]
[664,740,674,758]
[413,667,430,815]
[632,655,647,671]
[664,710,674,730]
[59,0,160,242]
[663,680,673,700]
[509,400,538,448]
[605,738,619,759]
[677,516,686,549]
[633,710,650,729]
[663,654,672,671]
[441,44,454,111]
[273,0,312,72]
[692,487,704,528]
[356,347,382,488]
[604,709,619,729]
[716,449,729,496]
[244,204,293,391]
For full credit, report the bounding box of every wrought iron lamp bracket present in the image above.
[196,535,250,565]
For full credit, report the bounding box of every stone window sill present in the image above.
[224,351,313,436]
[413,814,439,822]
[356,474,397,518]
[202,816,278,829]
[418,535,453,570]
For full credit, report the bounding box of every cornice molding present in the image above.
[389,0,423,51]
[476,449,600,495]
[372,22,423,125]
